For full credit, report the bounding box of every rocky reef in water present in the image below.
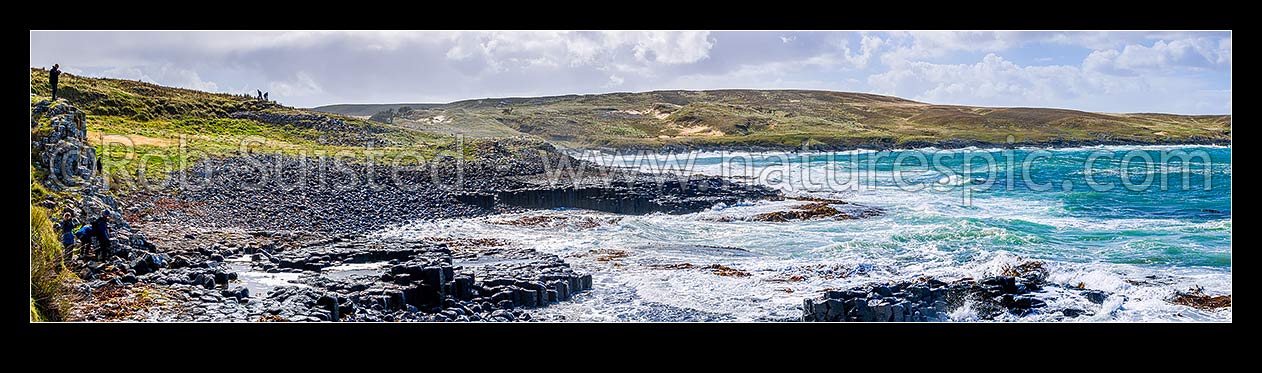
[802,262,1115,322]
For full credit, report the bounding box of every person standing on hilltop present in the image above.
[49,64,62,101]
[257,89,263,100]
[264,92,269,102]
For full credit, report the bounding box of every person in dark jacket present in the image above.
[58,212,78,259]
[90,210,112,260]
[49,64,62,101]
[75,225,94,259]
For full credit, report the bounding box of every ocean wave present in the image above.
[397,147,1230,322]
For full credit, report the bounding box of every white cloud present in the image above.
[606,74,625,87]
[433,31,714,76]
[693,33,887,81]
[867,52,1228,113]
[102,66,154,83]
[877,31,1037,66]
[29,31,1230,113]
[267,71,323,98]
[171,69,219,92]
[842,34,884,69]
[1218,36,1232,65]
[871,53,1108,105]
[101,64,220,92]
[1084,37,1231,75]
[875,31,1229,68]
[625,31,715,64]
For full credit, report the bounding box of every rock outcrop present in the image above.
[31,99,156,259]
[495,177,778,215]
[226,111,392,147]
[803,276,1049,322]
[32,100,95,190]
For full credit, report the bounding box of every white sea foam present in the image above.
[377,148,1230,322]
[376,203,1230,322]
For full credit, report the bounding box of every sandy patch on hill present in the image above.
[678,125,725,137]
[623,109,671,120]
[87,132,180,147]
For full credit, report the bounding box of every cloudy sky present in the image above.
[29,31,1231,114]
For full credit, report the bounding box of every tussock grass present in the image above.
[30,206,81,322]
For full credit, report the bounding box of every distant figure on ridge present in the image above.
[49,64,62,101]
[263,92,269,102]
[257,89,263,100]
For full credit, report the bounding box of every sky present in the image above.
[29,31,1231,114]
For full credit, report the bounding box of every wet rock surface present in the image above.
[496,176,778,215]
[650,263,752,277]
[1169,287,1232,310]
[271,238,593,322]
[802,262,1120,322]
[81,232,595,322]
[752,201,883,222]
[803,275,1051,322]
[490,215,622,230]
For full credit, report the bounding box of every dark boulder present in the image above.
[1081,289,1108,304]
[222,286,249,300]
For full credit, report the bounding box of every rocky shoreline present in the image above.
[34,99,1227,322]
[80,232,596,322]
[34,99,786,322]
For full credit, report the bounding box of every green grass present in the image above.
[93,138,469,186]
[31,68,251,120]
[30,68,480,186]
[30,206,80,322]
[601,126,649,137]
[31,165,51,204]
[88,116,325,145]
[31,298,45,322]
[322,89,1231,149]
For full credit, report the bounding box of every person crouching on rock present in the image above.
[74,225,93,260]
[90,210,113,260]
[49,64,62,102]
[58,211,79,260]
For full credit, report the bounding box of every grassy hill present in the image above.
[317,89,1232,149]
[30,68,467,182]
[310,103,444,117]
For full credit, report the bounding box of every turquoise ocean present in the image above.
[379,146,1231,321]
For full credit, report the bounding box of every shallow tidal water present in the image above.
[376,146,1231,322]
